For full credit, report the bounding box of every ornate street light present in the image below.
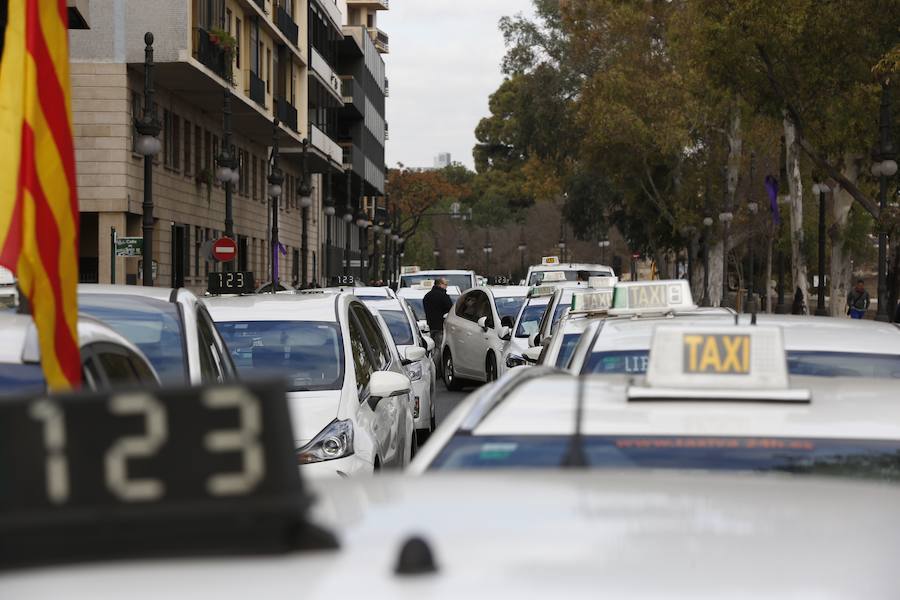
[872,81,897,321]
[135,32,162,287]
[812,181,830,316]
[267,118,284,293]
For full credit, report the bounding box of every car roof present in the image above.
[402,269,474,276]
[529,263,613,272]
[488,285,529,297]
[4,471,899,597]
[591,310,738,351]
[78,284,176,303]
[361,298,404,313]
[738,314,900,354]
[352,286,396,299]
[203,293,341,323]
[472,373,900,440]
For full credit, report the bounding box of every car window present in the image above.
[527,270,612,286]
[456,291,478,320]
[78,294,187,384]
[215,321,345,391]
[380,310,415,346]
[196,310,225,384]
[0,362,45,397]
[93,349,148,386]
[555,333,581,368]
[404,297,425,320]
[494,296,525,322]
[348,313,374,393]
[474,291,494,327]
[515,299,550,338]
[352,303,390,370]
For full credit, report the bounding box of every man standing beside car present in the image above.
[424,278,454,375]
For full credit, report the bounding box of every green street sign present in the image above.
[115,236,143,257]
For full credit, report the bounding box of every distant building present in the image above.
[434,152,451,169]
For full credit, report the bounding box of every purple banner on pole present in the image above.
[764,175,781,225]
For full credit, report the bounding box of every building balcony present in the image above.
[252,0,266,11]
[248,71,266,107]
[340,142,365,176]
[312,0,343,34]
[309,47,343,103]
[276,98,298,132]
[384,121,389,141]
[193,27,229,81]
[275,5,299,46]
[310,124,343,167]
[384,77,389,97]
[368,27,389,53]
[346,0,389,9]
[340,76,364,116]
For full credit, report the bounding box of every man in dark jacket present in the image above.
[847,279,870,319]
[423,278,454,375]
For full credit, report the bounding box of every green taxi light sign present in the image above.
[609,280,696,315]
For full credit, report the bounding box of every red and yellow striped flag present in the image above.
[0,0,81,390]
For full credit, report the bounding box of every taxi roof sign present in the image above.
[609,280,696,316]
[629,325,810,402]
[400,266,420,274]
[541,256,560,265]
[528,284,559,298]
[570,289,614,314]
[588,275,618,289]
[413,279,436,289]
[540,271,567,282]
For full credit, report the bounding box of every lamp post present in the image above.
[598,239,610,266]
[702,216,713,306]
[677,229,692,288]
[558,239,567,262]
[719,168,733,308]
[745,152,757,312]
[342,171,353,276]
[215,89,239,272]
[872,81,897,322]
[298,139,313,286]
[356,207,369,282]
[382,199,392,284]
[812,181,829,316]
[456,243,465,268]
[518,242,527,276]
[483,241,493,275]
[135,32,162,287]
[323,171,335,284]
[267,118,284,293]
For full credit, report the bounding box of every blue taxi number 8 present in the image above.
[28,388,265,504]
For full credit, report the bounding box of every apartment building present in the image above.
[70,0,324,290]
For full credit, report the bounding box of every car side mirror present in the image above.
[498,325,511,341]
[477,316,489,331]
[417,319,429,334]
[399,345,427,365]
[421,334,435,353]
[528,332,540,347]
[501,315,514,328]
[367,370,412,410]
[522,346,543,364]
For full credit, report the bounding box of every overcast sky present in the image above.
[380,1,536,170]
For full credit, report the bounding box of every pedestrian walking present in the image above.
[423,278,454,376]
[791,287,806,315]
[846,279,870,319]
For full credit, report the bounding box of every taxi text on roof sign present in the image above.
[400,266,420,274]
[588,275,618,289]
[415,279,436,289]
[542,256,560,265]
[609,280,696,315]
[630,325,810,402]
[528,284,559,298]
[571,289,614,314]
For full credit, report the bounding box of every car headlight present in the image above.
[505,354,526,369]
[296,419,354,464]
[405,360,423,381]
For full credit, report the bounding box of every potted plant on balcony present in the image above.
[208,28,237,83]
[195,167,213,203]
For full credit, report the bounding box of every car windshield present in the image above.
[515,298,550,337]
[401,274,472,290]
[215,321,344,392]
[583,349,900,379]
[78,294,187,384]
[379,310,415,346]
[555,333,581,368]
[403,295,458,321]
[0,363,46,397]
[527,270,611,286]
[429,435,900,482]
[495,296,526,322]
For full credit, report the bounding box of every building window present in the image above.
[183,120,192,177]
[163,110,181,170]
[235,19,241,69]
[251,155,258,201]
[204,228,211,275]
[266,47,271,93]
[225,8,232,33]
[250,19,259,75]
[198,0,225,30]
[239,149,249,196]
[131,91,142,154]
[211,135,219,186]
[195,225,202,276]
[194,125,203,176]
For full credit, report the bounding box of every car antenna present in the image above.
[561,375,589,468]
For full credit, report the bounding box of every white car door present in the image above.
[350,303,405,468]
[450,291,485,377]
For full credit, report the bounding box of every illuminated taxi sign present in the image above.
[540,271,567,282]
[400,266,420,274]
[414,279,436,289]
[588,275,618,289]
[630,325,809,402]
[609,280,696,316]
[528,285,558,298]
[541,256,560,265]
[570,290,613,314]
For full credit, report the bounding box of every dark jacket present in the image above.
[423,286,454,332]
[847,289,870,312]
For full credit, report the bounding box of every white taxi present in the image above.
[396,281,461,330]
[205,293,417,476]
[0,312,159,395]
[525,255,614,286]
[78,284,237,387]
[412,324,900,479]
[361,296,438,442]
[441,285,520,389]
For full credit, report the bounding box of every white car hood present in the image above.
[287,390,343,445]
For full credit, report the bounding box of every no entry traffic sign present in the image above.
[211,237,238,262]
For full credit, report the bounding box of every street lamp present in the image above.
[518,242,527,276]
[297,139,312,286]
[215,89,239,273]
[433,248,440,269]
[356,208,369,282]
[343,171,352,276]
[267,118,284,294]
[812,181,830,316]
[597,239,610,265]
[135,32,162,287]
[323,172,335,284]
[483,241,493,275]
[745,151,758,312]
[719,167,734,308]
[872,81,897,321]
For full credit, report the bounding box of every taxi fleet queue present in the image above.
[3,256,900,597]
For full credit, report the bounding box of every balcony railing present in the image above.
[276,98,298,132]
[275,5,299,46]
[368,27,389,53]
[384,77,389,97]
[340,142,365,176]
[310,124,343,166]
[340,76,364,115]
[347,0,389,8]
[249,71,266,107]
[252,0,266,11]
[194,27,228,80]
[310,47,342,100]
[384,121,389,141]
[312,0,342,32]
